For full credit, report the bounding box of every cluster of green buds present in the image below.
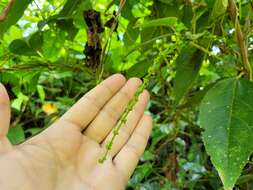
[99,47,170,163]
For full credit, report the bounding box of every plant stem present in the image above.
[228,0,252,80]
[99,48,170,163]
[0,62,92,74]
[189,41,223,61]
[98,0,126,83]
[0,0,15,21]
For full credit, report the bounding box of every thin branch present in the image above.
[0,0,16,21]
[189,41,223,61]
[228,0,252,80]
[98,0,126,82]
[33,0,46,20]
[0,62,92,74]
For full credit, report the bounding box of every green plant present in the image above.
[1,0,253,189]
[100,45,172,163]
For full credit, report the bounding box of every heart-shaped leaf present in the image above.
[9,39,37,56]
[199,78,253,190]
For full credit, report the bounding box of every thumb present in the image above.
[0,83,11,137]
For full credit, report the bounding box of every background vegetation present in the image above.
[0,0,253,189]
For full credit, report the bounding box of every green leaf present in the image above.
[0,0,33,35]
[56,18,78,40]
[25,128,42,136]
[59,0,82,17]
[210,0,228,21]
[37,85,45,101]
[199,78,253,190]
[124,19,139,47]
[205,0,216,8]
[42,30,65,62]
[182,3,193,28]
[182,82,217,108]
[25,72,41,93]
[128,163,153,187]
[236,174,253,185]
[158,0,174,5]
[126,59,153,78]
[174,47,204,104]
[11,92,29,111]
[29,31,43,50]
[152,1,182,18]
[9,39,36,56]
[0,73,19,85]
[120,0,136,20]
[138,1,182,50]
[7,125,25,144]
[136,17,178,28]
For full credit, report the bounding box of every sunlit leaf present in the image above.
[11,92,29,111]
[37,85,45,101]
[136,17,178,28]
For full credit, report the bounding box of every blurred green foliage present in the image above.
[0,0,253,189]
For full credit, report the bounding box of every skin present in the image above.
[0,74,153,190]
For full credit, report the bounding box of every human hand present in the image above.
[0,74,152,190]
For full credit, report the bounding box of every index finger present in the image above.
[60,74,126,130]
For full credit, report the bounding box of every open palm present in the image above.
[0,74,152,190]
